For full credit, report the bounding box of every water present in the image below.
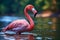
[0,32,53,40]
[0,16,56,40]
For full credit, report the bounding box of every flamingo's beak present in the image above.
[32,8,37,17]
[34,12,37,17]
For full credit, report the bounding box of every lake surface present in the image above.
[0,33,53,40]
[0,16,56,40]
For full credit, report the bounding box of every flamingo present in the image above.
[2,4,37,34]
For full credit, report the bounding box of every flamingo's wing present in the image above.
[3,19,30,32]
[12,24,28,32]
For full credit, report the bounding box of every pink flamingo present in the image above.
[2,4,37,34]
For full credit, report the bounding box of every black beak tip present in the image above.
[34,13,37,18]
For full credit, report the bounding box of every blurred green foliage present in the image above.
[0,0,53,16]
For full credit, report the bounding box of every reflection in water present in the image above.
[36,37,42,40]
[0,34,35,40]
[0,33,53,40]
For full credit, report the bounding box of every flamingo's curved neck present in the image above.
[24,8,34,30]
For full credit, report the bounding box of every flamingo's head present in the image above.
[25,4,37,17]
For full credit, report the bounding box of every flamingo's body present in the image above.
[5,19,30,32]
[3,4,37,34]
